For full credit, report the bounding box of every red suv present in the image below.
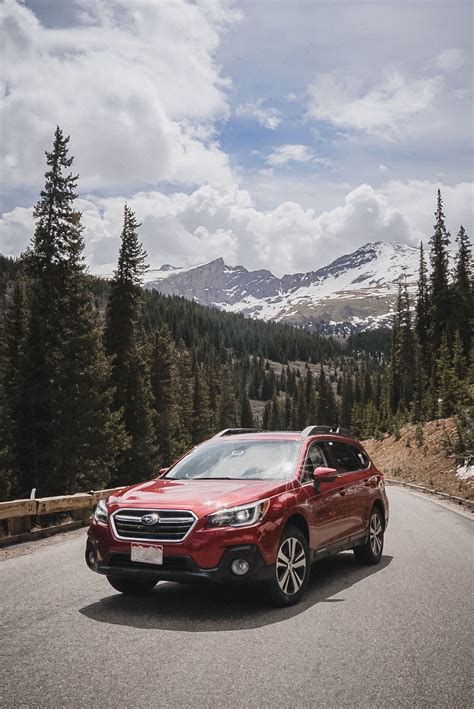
[86,427,389,606]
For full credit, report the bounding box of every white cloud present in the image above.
[0,0,239,191]
[306,71,442,140]
[3,181,470,278]
[435,48,464,72]
[235,100,281,129]
[265,144,329,168]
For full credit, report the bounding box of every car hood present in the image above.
[108,477,293,518]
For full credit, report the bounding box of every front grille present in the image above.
[108,553,188,572]
[111,508,197,542]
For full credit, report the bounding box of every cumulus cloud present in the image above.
[265,144,329,168]
[235,99,281,129]
[3,181,470,278]
[435,48,464,72]
[306,71,442,140]
[0,0,239,192]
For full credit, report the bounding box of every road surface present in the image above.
[1,487,472,708]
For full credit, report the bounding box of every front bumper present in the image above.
[86,536,274,585]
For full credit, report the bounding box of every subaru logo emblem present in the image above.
[141,512,160,525]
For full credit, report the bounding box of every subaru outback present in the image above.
[85,426,389,606]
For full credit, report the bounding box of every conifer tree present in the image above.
[395,277,415,409]
[191,366,214,443]
[415,242,430,367]
[428,190,452,353]
[217,368,238,428]
[150,326,181,465]
[22,127,126,495]
[316,366,338,424]
[269,394,281,429]
[0,279,29,496]
[452,226,473,356]
[436,335,455,417]
[176,343,193,455]
[105,204,156,483]
[240,388,254,428]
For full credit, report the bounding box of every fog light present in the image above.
[231,559,250,576]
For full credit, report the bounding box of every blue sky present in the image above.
[1,0,472,276]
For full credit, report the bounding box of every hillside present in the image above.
[146,241,420,333]
[364,418,473,500]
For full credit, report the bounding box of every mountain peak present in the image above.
[147,240,420,334]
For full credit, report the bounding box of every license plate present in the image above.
[130,543,163,565]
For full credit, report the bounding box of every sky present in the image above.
[0,0,472,277]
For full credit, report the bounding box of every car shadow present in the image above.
[79,553,393,632]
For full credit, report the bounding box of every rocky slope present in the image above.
[146,241,420,333]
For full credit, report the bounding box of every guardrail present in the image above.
[0,487,122,548]
[386,479,473,511]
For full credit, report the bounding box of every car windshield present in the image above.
[165,439,300,481]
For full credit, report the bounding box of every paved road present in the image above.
[1,487,472,708]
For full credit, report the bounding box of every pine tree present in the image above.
[105,204,156,483]
[428,190,452,354]
[395,277,415,409]
[150,326,181,465]
[415,242,430,368]
[436,335,455,417]
[0,279,29,497]
[240,388,254,428]
[175,342,193,455]
[452,226,473,356]
[22,127,126,495]
[191,366,214,443]
[217,368,238,428]
[316,366,338,424]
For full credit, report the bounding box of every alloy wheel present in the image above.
[276,536,307,595]
[369,513,383,556]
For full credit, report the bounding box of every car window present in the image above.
[327,441,362,473]
[301,442,327,483]
[165,439,300,480]
[351,445,370,469]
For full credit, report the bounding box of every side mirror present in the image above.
[313,466,338,487]
[158,467,170,477]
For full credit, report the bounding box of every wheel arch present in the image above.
[284,512,310,543]
[371,499,385,528]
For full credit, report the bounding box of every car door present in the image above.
[299,439,354,550]
[325,440,369,536]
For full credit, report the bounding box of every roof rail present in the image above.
[301,425,354,438]
[213,428,263,438]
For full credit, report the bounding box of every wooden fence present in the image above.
[0,487,122,547]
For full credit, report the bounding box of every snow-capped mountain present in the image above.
[146,241,420,333]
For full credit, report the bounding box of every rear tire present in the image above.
[263,525,310,607]
[354,507,384,565]
[106,575,157,595]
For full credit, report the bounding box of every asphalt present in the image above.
[0,487,472,708]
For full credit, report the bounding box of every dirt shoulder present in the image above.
[363,418,472,501]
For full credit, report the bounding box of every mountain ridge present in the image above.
[146,241,420,334]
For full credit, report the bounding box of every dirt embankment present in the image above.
[363,418,472,500]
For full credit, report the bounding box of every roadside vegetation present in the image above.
[0,128,472,501]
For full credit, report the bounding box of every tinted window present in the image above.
[327,441,361,472]
[301,442,327,483]
[352,446,370,469]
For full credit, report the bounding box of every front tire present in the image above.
[106,575,158,595]
[354,507,384,565]
[264,525,310,607]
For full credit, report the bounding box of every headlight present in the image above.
[94,499,109,523]
[205,499,270,528]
